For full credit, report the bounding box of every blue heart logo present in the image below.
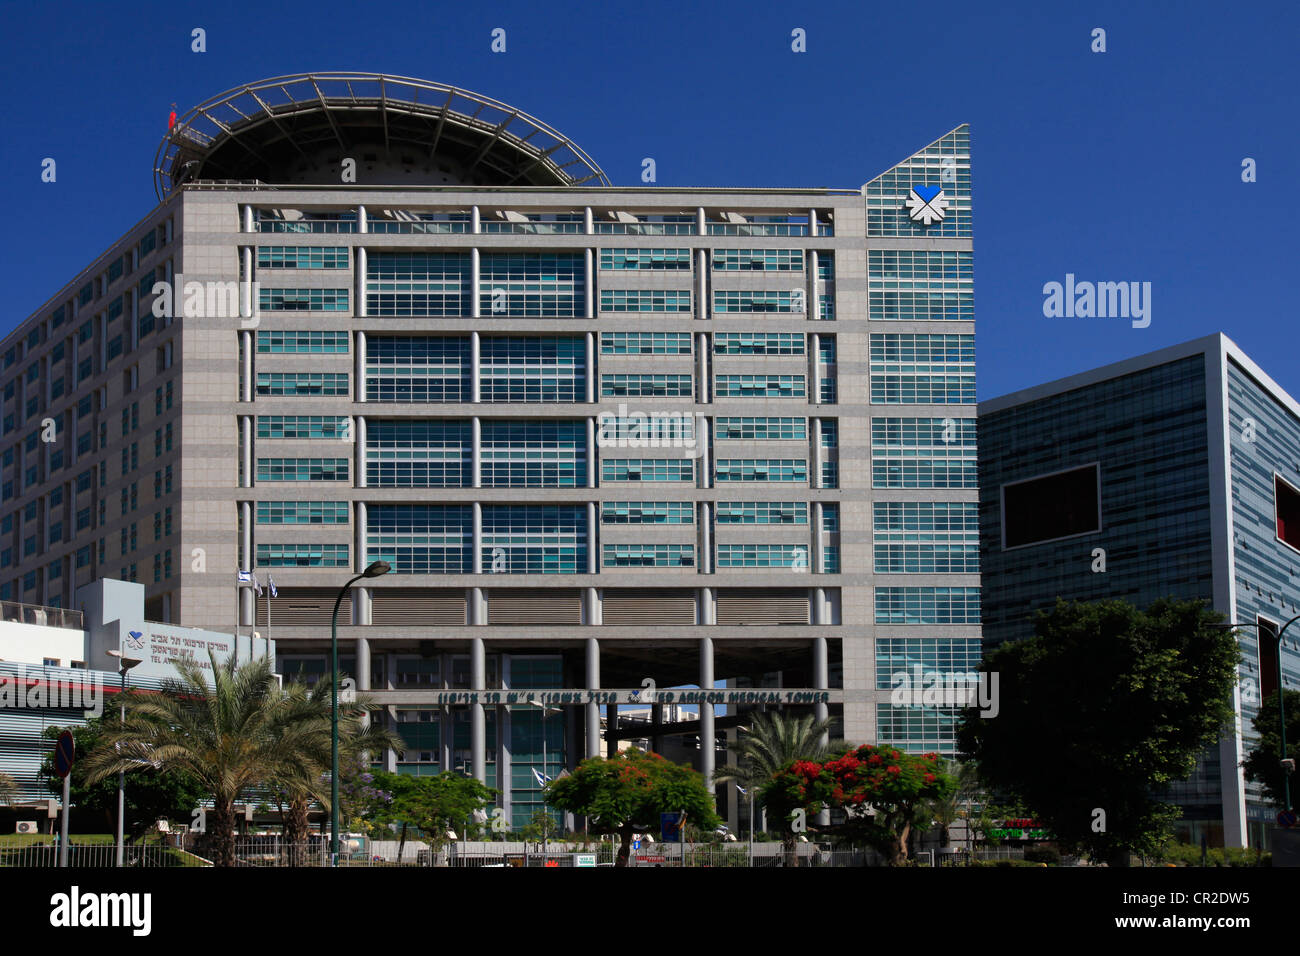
[128,630,143,640]
[913,184,941,203]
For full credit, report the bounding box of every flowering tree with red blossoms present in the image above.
[762,745,955,865]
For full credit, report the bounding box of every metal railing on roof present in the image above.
[0,601,83,631]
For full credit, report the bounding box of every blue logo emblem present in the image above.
[125,630,146,651]
[905,184,948,226]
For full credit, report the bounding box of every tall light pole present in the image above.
[1211,613,1300,814]
[106,649,142,867]
[526,699,561,861]
[330,560,390,866]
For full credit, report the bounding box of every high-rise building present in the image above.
[0,73,977,828]
[979,332,1300,848]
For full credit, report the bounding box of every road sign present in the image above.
[53,731,75,779]
[661,811,686,843]
[575,853,596,867]
[632,840,641,850]
[1278,809,1297,828]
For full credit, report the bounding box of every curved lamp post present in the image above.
[1211,613,1300,814]
[331,560,390,866]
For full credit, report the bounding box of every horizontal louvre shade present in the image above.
[371,589,467,625]
[716,589,810,625]
[258,588,351,626]
[602,589,696,625]
[488,589,581,624]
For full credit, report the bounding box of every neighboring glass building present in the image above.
[979,333,1300,849]
[0,73,977,828]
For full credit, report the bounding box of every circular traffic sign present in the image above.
[1278,809,1297,828]
[54,730,75,779]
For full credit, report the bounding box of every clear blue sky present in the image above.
[1,0,1295,400]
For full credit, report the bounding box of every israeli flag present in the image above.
[736,785,748,796]
[267,576,278,598]
[532,768,551,787]
[252,575,263,597]
[237,570,253,586]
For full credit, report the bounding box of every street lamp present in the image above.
[1211,613,1300,814]
[106,649,142,867]
[330,560,390,866]
[526,699,561,862]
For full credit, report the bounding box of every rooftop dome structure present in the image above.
[154,72,610,199]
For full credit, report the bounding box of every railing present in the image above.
[707,223,811,237]
[0,600,83,630]
[594,222,698,236]
[480,221,585,235]
[0,842,205,868]
[254,220,358,233]
[368,221,471,234]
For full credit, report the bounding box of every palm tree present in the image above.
[922,759,980,853]
[270,673,403,865]
[81,651,323,867]
[0,772,17,806]
[713,711,843,866]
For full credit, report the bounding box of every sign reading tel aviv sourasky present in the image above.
[905,184,948,226]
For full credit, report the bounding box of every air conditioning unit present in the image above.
[15,821,38,834]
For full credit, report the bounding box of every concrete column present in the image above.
[700,637,715,795]
[699,413,711,490]
[356,247,367,318]
[470,247,481,319]
[240,331,253,402]
[240,501,253,626]
[472,502,483,574]
[585,417,596,487]
[696,206,707,236]
[810,332,821,404]
[808,250,820,323]
[812,418,822,490]
[584,248,594,319]
[700,502,712,574]
[471,206,481,235]
[241,248,253,319]
[813,633,830,826]
[355,415,367,488]
[470,331,481,403]
[813,501,823,573]
[585,332,595,403]
[472,416,482,488]
[585,586,600,625]
[471,637,487,784]
[696,249,708,319]
[585,638,601,758]
[357,205,367,234]
[356,635,372,691]
[700,586,716,626]
[586,502,597,574]
[470,586,486,626]
[242,205,254,233]
[356,501,368,572]
[355,331,367,403]
[697,333,710,404]
[240,416,252,488]
[584,207,594,235]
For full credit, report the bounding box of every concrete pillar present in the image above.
[355,415,367,488]
[700,637,716,797]
[584,248,594,319]
[472,502,483,574]
[813,501,824,573]
[698,412,711,489]
[356,501,368,572]
[356,635,371,692]
[585,332,595,403]
[700,502,712,573]
[355,331,367,403]
[470,247,481,318]
[697,332,710,404]
[240,331,253,402]
[357,205,368,234]
[471,637,487,783]
[472,416,482,488]
[356,247,367,318]
[471,331,481,403]
[812,418,822,489]
[584,207,594,235]
[240,248,253,320]
[696,249,708,319]
[585,637,601,758]
[813,634,830,826]
[240,501,254,627]
[809,249,820,322]
[585,416,596,488]
[471,206,481,235]
[585,586,600,625]
[700,586,716,625]
[240,416,252,488]
[587,502,597,574]
[470,587,486,626]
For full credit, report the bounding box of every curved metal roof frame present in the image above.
[153,72,610,199]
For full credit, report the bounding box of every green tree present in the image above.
[372,772,497,858]
[79,652,324,867]
[712,711,841,848]
[957,597,1238,864]
[520,808,559,846]
[546,748,722,867]
[1242,688,1300,808]
[40,719,207,839]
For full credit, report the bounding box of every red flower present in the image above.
[924,772,936,783]
[867,755,882,766]
[886,765,901,775]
